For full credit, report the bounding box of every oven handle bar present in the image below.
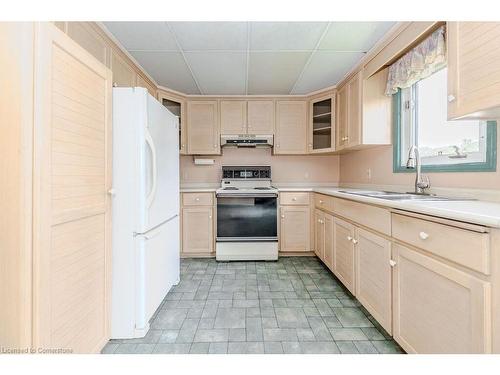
[216,193,278,198]
[216,237,278,242]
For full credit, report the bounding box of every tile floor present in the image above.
[102,257,403,354]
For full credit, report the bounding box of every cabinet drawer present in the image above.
[280,192,310,206]
[314,193,335,212]
[333,198,391,236]
[392,213,490,274]
[182,192,214,206]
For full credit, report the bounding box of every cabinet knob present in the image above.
[209,215,212,219]
[447,94,456,103]
[419,231,429,240]
[276,144,280,148]
[281,214,285,219]
[352,239,358,244]
[107,188,116,197]
[347,236,353,241]
[214,144,218,148]
[319,200,324,204]
[389,259,397,267]
[292,197,297,201]
[195,197,200,202]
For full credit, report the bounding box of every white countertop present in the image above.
[180,184,500,228]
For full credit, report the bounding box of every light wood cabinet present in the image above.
[447,22,500,119]
[159,91,186,154]
[247,100,274,134]
[280,206,311,253]
[111,50,136,87]
[355,228,392,334]
[393,243,491,353]
[66,22,108,65]
[333,217,356,295]
[323,213,334,270]
[336,69,391,151]
[314,209,325,260]
[182,207,214,254]
[136,74,156,96]
[220,100,247,134]
[33,23,113,353]
[275,100,308,154]
[187,101,220,155]
[309,94,335,153]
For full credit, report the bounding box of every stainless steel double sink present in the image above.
[337,190,476,202]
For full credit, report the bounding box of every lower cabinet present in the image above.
[355,228,392,334]
[392,243,491,353]
[314,209,325,260]
[333,217,356,295]
[280,206,311,252]
[181,206,214,255]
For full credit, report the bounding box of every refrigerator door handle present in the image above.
[145,129,157,208]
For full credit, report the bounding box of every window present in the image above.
[394,67,497,172]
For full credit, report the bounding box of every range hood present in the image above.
[220,134,273,148]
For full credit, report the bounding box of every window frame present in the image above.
[393,90,497,173]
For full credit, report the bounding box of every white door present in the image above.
[142,92,179,231]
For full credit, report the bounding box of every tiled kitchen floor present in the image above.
[102,257,403,354]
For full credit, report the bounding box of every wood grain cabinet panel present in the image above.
[110,50,136,87]
[346,72,362,148]
[247,100,274,134]
[448,22,500,119]
[393,244,491,353]
[279,192,310,206]
[33,23,112,353]
[187,101,220,155]
[336,85,348,150]
[280,206,311,252]
[355,228,392,334]
[182,207,214,254]
[220,100,246,135]
[66,22,108,65]
[314,209,325,260]
[333,217,356,295]
[275,100,308,154]
[323,213,334,271]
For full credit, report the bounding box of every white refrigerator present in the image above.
[111,87,180,339]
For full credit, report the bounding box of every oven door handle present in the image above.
[216,193,277,198]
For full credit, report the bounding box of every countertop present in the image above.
[180,184,500,228]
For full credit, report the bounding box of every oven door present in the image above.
[216,194,277,242]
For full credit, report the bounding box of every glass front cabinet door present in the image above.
[309,94,335,153]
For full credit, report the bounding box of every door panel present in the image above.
[314,209,325,260]
[220,100,246,135]
[323,213,334,270]
[275,101,308,154]
[34,23,112,353]
[336,86,348,150]
[393,244,491,353]
[182,207,213,254]
[347,72,362,148]
[355,228,392,334]
[280,206,310,252]
[333,217,355,294]
[187,101,219,154]
[247,100,274,134]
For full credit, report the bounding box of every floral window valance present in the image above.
[385,26,446,96]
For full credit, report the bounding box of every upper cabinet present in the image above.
[336,69,392,151]
[66,22,108,65]
[447,22,500,119]
[247,100,274,134]
[275,100,308,154]
[220,100,247,134]
[309,94,335,153]
[110,50,136,87]
[187,101,220,155]
[159,91,186,154]
[220,100,274,135]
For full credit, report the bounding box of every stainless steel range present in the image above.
[215,166,278,261]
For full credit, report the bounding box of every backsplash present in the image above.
[180,148,340,184]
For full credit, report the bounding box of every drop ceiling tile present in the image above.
[103,22,178,51]
[291,51,365,94]
[130,51,200,94]
[250,22,328,51]
[319,22,396,51]
[247,52,311,94]
[184,52,247,95]
[168,22,248,51]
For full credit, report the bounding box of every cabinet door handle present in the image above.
[389,259,397,267]
[419,231,429,240]
[447,94,456,103]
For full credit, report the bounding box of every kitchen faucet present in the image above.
[406,145,430,194]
